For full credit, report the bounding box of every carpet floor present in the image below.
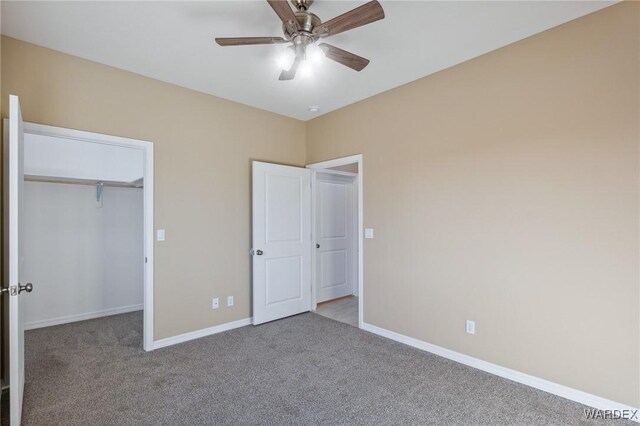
[3,312,628,425]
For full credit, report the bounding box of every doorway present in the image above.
[307,155,363,328]
[250,155,364,328]
[21,122,155,351]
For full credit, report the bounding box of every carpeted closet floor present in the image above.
[2,311,628,425]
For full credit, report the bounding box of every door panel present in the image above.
[265,174,302,243]
[252,162,311,325]
[315,173,356,303]
[5,95,27,426]
[320,182,347,238]
[321,249,347,288]
[265,255,302,304]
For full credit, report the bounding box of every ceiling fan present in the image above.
[215,0,385,80]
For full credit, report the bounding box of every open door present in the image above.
[315,172,357,303]
[3,95,32,426]
[252,161,311,325]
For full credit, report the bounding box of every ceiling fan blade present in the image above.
[279,56,302,81]
[267,0,300,29]
[319,43,370,71]
[313,0,384,37]
[215,37,288,46]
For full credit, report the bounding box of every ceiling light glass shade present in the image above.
[276,47,295,70]
[306,44,324,64]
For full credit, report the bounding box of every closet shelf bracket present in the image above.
[96,181,104,203]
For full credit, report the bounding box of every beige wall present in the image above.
[1,36,306,340]
[306,2,639,407]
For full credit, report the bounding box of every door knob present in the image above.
[255,250,264,256]
[1,283,33,296]
[316,244,320,248]
[19,283,33,294]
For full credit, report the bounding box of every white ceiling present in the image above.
[1,1,614,121]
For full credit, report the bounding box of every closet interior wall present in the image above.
[22,131,144,329]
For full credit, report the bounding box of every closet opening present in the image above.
[21,122,154,351]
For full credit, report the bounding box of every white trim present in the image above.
[143,141,154,352]
[306,154,364,328]
[306,155,362,170]
[23,122,153,150]
[153,317,253,350]
[361,322,640,421]
[22,121,155,351]
[315,169,357,178]
[309,171,318,310]
[24,305,143,330]
[351,177,359,297]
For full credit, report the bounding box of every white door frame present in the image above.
[21,122,155,351]
[306,154,363,328]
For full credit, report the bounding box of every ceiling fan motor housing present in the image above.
[283,11,321,41]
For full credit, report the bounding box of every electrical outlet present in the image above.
[212,298,219,309]
[227,296,234,307]
[466,320,476,335]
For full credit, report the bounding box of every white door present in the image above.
[4,95,31,426]
[315,172,356,303]
[252,161,311,325]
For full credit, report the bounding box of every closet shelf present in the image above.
[24,174,143,188]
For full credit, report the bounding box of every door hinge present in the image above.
[145,257,148,263]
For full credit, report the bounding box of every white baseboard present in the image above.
[361,322,639,422]
[153,317,253,350]
[24,304,143,330]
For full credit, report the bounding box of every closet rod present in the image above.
[24,174,143,189]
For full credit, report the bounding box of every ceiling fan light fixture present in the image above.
[308,106,320,112]
[215,0,385,80]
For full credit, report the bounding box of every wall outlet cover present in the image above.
[227,296,234,307]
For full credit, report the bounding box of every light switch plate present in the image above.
[156,229,165,241]
[466,320,476,335]
[227,296,234,307]
[365,228,374,239]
